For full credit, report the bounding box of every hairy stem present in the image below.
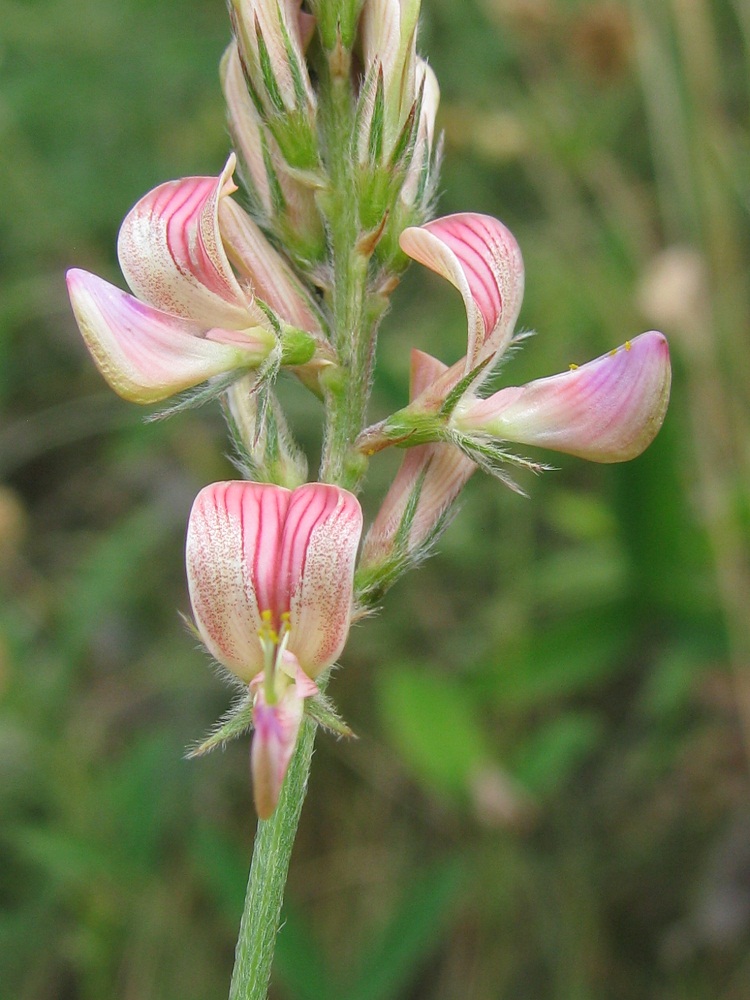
[228,717,317,1000]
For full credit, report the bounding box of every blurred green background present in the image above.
[2,0,750,997]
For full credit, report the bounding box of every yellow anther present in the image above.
[569,363,579,371]
[625,340,632,351]
[280,611,291,623]
[609,348,617,357]
[261,609,273,622]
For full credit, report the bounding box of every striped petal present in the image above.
[186,482,362,682]
[218,196,320,332]
[66,269,274,404]
[280,485,363,677]
[455,332,671,463]
[399,213,524,386]
[186,482,291,681]
[117,156,253,330]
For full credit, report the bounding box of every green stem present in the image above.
[316,72,385,490]
[228,33,388,1000]
[228,717,317,1000]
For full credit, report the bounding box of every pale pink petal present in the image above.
[456,332,671,463]
[292,661,319,698]
[118,156,253,330]
[401,59,440,206]
[416,59,440,152]
[362,351,475,566]
[360,0,401,84]
[221,42,274,217]
[186,482,292,681]
[251,683,304,818]
[219,197,320,331]
[360,0,420,137]
[399,214,525,378]
[66,269,273,403]
[410,349,446,398]
[294,3,316,51]
[231,0,315,113]
[279,485,363,677]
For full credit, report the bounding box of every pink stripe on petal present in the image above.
[186,482,273,680]
[400,214,524,380]
[118,156,252,330]
[284,485,363,676]
[66,269,270,403]
[277,486,328,610]
[249,484,291,622]
[458,332,671,463]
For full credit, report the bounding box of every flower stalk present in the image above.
[228,716,317,1000]
[65,2,672,997]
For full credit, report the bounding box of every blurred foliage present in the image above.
[2,0,750,997]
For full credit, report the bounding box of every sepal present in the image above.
[305,689,356,738]
[449,431,551,496]
[185,692,254,758]
[224,376,308,487]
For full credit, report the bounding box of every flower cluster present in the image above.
[66,0,671,818]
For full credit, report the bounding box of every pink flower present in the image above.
[397,212,671,462]
[360,349,475,576]
[186,481,363,817]
[360,213,670,577]
[67,155,321,403]
[453,332,671,463]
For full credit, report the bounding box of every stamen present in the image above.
[257,608,294,703]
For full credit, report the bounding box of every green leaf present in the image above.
[377,667,491,797]
[509,713,604,797]
[346,858,465,1000]
[485,611,627,710]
